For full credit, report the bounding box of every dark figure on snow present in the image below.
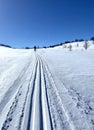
[34,46,36,51]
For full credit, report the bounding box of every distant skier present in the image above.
[34,46,36,51]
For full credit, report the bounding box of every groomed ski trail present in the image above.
[23,52,75,130]
[1,52,77,130]
[26,53,52,130]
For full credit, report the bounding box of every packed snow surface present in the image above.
[0,41,94,130]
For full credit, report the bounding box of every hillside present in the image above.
[0,41,94,130]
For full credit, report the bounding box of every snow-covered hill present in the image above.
[53,40,94,50]
[0,42,94,130]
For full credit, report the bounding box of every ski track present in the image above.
[1,51,92,130]
[0,52,76,130]
[38,54,75,130]
[26,53,52,130]
[24,52,76,130]
[0,57,34,129]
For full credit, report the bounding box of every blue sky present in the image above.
[0,0,94,48]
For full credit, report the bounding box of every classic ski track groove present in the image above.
[26,52,75,130]
[27,53,52,130]
[1,52,78,130]
[38,54,75,130]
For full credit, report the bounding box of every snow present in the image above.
[0,41,94,130]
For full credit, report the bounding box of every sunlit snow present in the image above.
[0,41,94,130]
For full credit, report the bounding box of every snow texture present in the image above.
[0,41,94,130]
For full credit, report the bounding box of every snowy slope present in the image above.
[0,47,35,129]
[0,42,94,130]
[39,41,94,130]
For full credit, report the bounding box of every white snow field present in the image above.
[0,41,94,130]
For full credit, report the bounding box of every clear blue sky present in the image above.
[0,0,94,48]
